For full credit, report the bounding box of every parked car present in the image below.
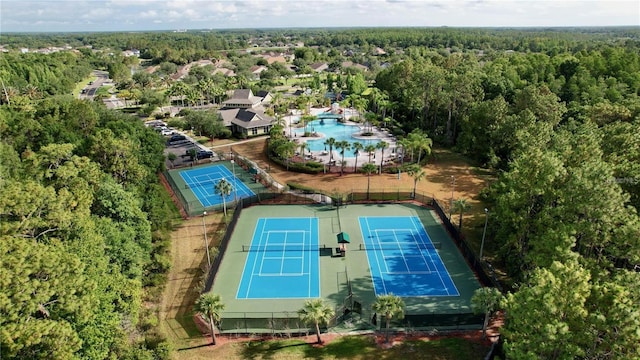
[156,127,174,136]
[196,150,214,160]
[146,120,167,128]
[167,134,187,145]
[183,147,198,159]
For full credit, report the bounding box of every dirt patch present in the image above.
[159,212,227,342]
[223,138,492,220]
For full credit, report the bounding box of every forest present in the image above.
[1,55,178,357]
[1,27,639,359]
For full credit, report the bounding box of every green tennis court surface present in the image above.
[210,204,481,320]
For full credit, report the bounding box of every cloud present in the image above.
[1,0,638,32]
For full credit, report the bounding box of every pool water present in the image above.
[294,118,380,158]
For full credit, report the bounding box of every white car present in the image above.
[160,128,174,136]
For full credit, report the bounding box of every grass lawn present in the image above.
[179,335,489,360]
[71,75,97,97]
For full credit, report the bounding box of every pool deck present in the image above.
[283,108,399,169]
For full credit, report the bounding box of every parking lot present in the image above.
[143,120,220,169]
[164,135,220,169]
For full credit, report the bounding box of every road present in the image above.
[79,70,126,108]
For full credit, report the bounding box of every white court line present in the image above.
[398,230,434,274]
[410,216,459,296]
[243,219,266,299]
[375,229,413,274]
[241,217,320,297]
[364,217,389,295]
[307,217,312,296]
[236,218,266,298]
[187,172,212,206]
[259,273,308,277]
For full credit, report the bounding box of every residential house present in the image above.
[222,89,263,109]
[122,49,141,57]
[264,55,287,64]
[309,62,329,73]
[373,47,387,56]
[212,67,236,77]
[341,61,369,72]
[249,65,268,79]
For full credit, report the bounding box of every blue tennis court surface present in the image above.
[359,216,459,297]
[237,217,320,299]
[179,164,255,207]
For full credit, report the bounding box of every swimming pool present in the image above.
[294,118,380,158]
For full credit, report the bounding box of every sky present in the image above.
[1,0,639,33]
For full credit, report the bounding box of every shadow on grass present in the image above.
[238,336,379,360]
[177,342,211,351]
[241,339,309,360]
[235,334,489,360]
[303,336,377,360]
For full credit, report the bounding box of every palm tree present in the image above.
[298,142,309,164]
[236,75,249,89]
[361,163,377,200]
[23,84,41,100]
[376,140,389,174]
[364,112,378,134]
[274,114,286,127]
[352,142,364,172]
[214,178,233,216]
[338,160,348,175]
[453,198,472,232]
[364,144,376,163]
[211,83,225,105]
[169,81,189,107]
[301,114,316,134]
[160,76,173,90]
[324,137,336,163]
[406,164,426,199]
[194,293,225,345]
[277,141,297,171]
[197,78,212,105]
[396,138,410,165]
[117,89,131,107]
[336,140,350,176]
[186,87,200,107]
[408,129,433,165]
[271,91,283,113]
[471,287,503,340]
[372,294,405,344]
[297,299,335,344]
[367,87,387,115]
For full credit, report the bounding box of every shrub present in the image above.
[167,118,187,130]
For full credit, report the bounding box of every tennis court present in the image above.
[359,216,459,297]
[179,164,255,207]
[209,204,482,331]
[236,217,320,299]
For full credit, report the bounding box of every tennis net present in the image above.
[359,242,441,251]
[242,244,328,252]
[185,178,235,189]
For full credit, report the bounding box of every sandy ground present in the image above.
[221,137,491,214]
[159,212,227,342]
